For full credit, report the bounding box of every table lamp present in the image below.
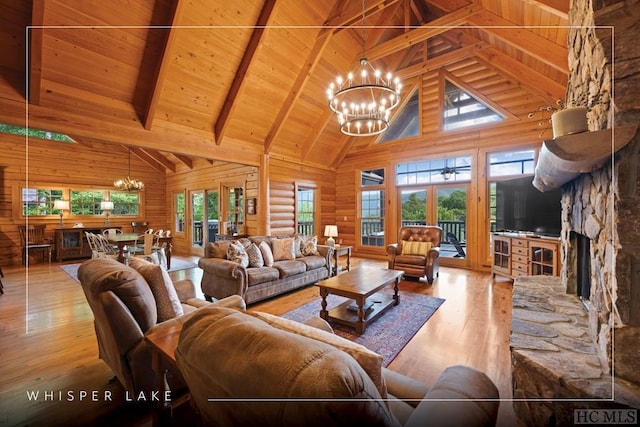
[101,201,114,226]
[324,225,338,247]
[53,200,70,228]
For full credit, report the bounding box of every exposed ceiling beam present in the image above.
[526,0,569,19]
[301,110,334,162]
[263,0,345,154]
[142,148,177,172]
[129,146,169,173]
[324,0,401,29]
[172,153,193,169]
[365,4,482,61]
[396,42,486,80]
[468,9,568,74]
[214,0,276,146]
[143,0,186,130]
[28,0,45,105]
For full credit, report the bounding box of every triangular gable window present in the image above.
[0,123,74,143]
[377,89,420,143]
[443,80,504,131]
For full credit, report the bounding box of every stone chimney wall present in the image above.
[563,0,640,384]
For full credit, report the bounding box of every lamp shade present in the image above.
[324,225,338,237]
[53,200,69,211]
[100,201,114,211]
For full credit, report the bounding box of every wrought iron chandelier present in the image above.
[114,148,145,191]
[326,0,401,136]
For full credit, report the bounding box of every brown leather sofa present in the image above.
[199,235,333,304]
[176,305,500,427]
[77,257,245,396]
[387,226,442,284]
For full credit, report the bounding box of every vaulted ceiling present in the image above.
[0,0,568,173]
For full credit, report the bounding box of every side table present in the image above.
[331,245,352,276]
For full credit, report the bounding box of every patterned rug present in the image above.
[281,287,445,366]
[59,258,198,283]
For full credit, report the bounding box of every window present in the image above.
[1,122,74,142]
[488,149,535,177]
[71,191,104,215]
[110,192,140,216]
[377,89,420,143]
[443,80,504,131]
[396,156,472,185]
[296,187,315,235]
[175,192,185,232]
[360,169,385,247]
[21,188,63,216]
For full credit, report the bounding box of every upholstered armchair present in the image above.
[387,226,442,284]
[77,257,245,396]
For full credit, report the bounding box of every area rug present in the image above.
[281,288,445,366]
[59,258,198,284]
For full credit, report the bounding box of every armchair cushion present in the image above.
[128,257,183,321]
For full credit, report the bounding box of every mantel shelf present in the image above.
[533,124,638,192]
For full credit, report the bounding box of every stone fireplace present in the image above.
[510,0,640,424]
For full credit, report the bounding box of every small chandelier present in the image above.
[114,148,145,191]
[326,0,401,136]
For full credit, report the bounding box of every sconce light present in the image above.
[324,225,338,247]
[53,200,70,228]
[100,201,114,226]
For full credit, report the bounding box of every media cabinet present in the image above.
[492,232,560,279]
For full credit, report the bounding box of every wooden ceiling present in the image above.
[0,0,568,173]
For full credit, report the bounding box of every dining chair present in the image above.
[131,234,160,265]
[131,221,150,234]
[18,224,52,266]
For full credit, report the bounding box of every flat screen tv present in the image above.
[495,176,562,237]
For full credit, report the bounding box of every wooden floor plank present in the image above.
[0,256,517,426]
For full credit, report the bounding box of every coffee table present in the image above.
[315,267,404,334]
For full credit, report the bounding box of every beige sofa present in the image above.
[176,305,500,427]
[77,257,246,396]
[199,235,333,304]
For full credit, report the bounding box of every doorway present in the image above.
[398,184,468,262]
[190,190,219,252]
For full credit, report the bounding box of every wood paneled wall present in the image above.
[0,134,167,266]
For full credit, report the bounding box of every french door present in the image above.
[189,190,219,253]
[399,184,468,263]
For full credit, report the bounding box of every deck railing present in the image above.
[360,219,466,246]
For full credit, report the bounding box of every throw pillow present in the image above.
[226,241,249,268]
[128,257,184,322]
[252,311,387,399]
[301,235,319,256]
[294,234,304,258]
[401,240,433,256]
[245,242,264,268]
[272,237,296,261]
[258,240,274,267]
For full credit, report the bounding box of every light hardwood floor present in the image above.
[0,256,517,426]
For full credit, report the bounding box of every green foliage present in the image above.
[0,123,73,142]
[437,190,466,221]
[401,192,426,221]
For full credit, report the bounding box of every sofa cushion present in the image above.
[205,241,231,259]
[246,267,280,286]
[252,311,387,399]
[272,260,307,278]
[128,257,184,322]
[226,241,249,267]
[297,254,326,271]
[272,237,296,261]
[258,241,274,267]
[245,243,264,268]
[401,240,432,256]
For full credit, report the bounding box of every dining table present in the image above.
[107,233,173,270]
